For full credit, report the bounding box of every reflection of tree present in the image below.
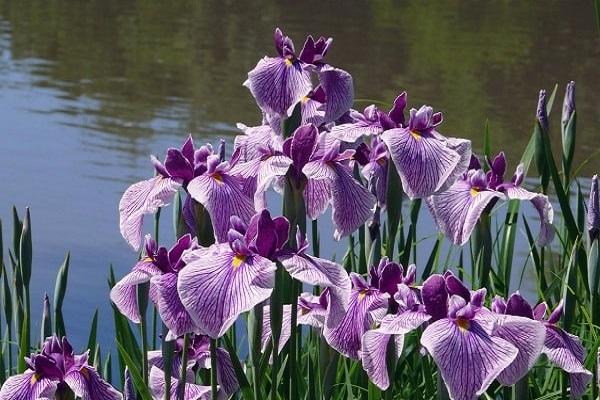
[0,0,598,172]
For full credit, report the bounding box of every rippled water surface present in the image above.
[0,1,598,347]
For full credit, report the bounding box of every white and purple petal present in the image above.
[420,318,518,400]
[316,65,354,123]
[119,176,181,250]
[63,366,123,400]
[150,272,200,338]
[0,371,57,400]
[360,330,404,390]
[505,186,554,246]
[110,260,161,323]
[428,181,504,246]
[381,128,471,199]
[492,315,546,386]
[187,174,255,243]
[543,326,592,398]
[234,124,283,162]
[177,244,276,338]
[149,366,211,400]
[244,57,312,116]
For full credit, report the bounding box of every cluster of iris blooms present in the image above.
[1,28,598,400]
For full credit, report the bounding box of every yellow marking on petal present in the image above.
[470,187,481,197]
[301,95,310,104]
[142,256,153,263]
[232,254,246,269]
[80,367,90,380]
[377,158,386,166]
[456,318,470,332]
[358,290,368,302]
[212,172,223,183]
[284,58,293,67]
[30,373,40,385]
[410,130,422,141]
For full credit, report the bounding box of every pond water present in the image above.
[0,1,599,352]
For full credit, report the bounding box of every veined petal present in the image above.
[304,178,332,219]
[437,138,472,194]
[110,261,160,323]
[245,56,312,116]
[150,273,200,338]
[255,156,293,210]
[317,66,354,123]
[64,366,123,400]
[420,318,518,400]
[149,366,211,400]
[261,304,292,360]
[280,253,351,328]
[187,174,255,243]
[505,186,554,246]
[323,289,389,359]
[177,244,276,338]
[0,371,57,400]
[361,330,404,390]
[428,181,503,246]
[543,326,592,398]
[493,315,546,386]
[381,128,470,199]
[376,310,431,335]
[234,124,282,162]
[329,121,382,143]
[119,176,181,250]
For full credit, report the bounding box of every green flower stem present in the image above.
[210,338,218,400]
[177,333,191,400]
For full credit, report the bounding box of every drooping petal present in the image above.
[381,129,471,199]
[110,261,161,323]
[323,289,389,359]
[329,121,382,143]
[150,272,200,338]
[261,304,292,360]
[149,366,211,400]
[360,330,404,390]
[63,366,123,400]
[543,326,592,398]
[187,174,255,243]
[245,57,312,116]
[177,245,276,338]
[428,181,503,246]
[119,176,181,250]
[420,318,518,400]
[304,178,332,219]
[280,253,351,328]
[214,348,239,398]
[304,161,375,240]
[0,371,57,400]
[376,310,431,335]
[316,65,354,123]
[234,124,282,162]
[504,186,554,246]
[493,315,546,386]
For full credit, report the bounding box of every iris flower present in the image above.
[119,136,255,250]
[331,92,471,200]
[177,209,351,338]
[588,174,599,241]
[428,152,554,246]
[323,258,413,360]
[149,366,211,400]
[0,336,121,400]
[147,334,238,399]
[493,294,592,398]
[244,28,353,127]
[233,124,376,240]
[110,234,201,339]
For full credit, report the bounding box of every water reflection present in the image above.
[0,0,598,346]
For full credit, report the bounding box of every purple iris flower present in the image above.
[147,334,238,399]
[588,174,599,241]
[0,336,121,400]
[119,136,255,250]
[110,234,201,339]
[323,258,412,360]
[418,273,519,400]
[149,366,211,400]
[244,28,353,126]
[381,104,472,199]
[356,138,389,208]
[428,152,554,246]
[329,92,407,142]
[493,294,592,398]
[233,124,376,240]
[178,209,350,338]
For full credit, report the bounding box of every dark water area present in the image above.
[0,0,598,351]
